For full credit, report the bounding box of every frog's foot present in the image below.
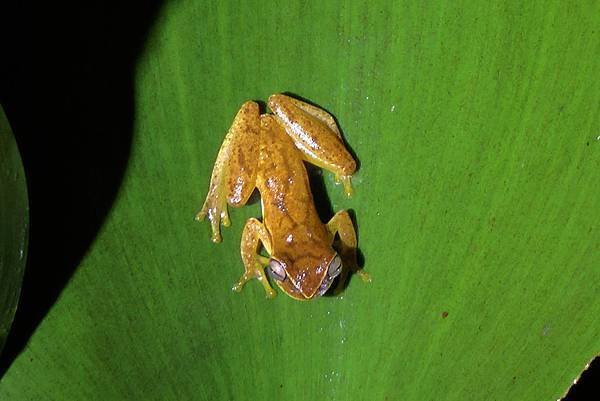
[335,174,354,198]
[232,255,276,298]
[196,101,261,243]
[195,195,230,243]
[236,218,276,298]
[354,269,371,283]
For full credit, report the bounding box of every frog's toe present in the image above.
[264,287,276,299]
[220,210,231,227]
[210,231,223,243]
[232,271,252,292]
[357,269,371,283]
[194,208,207,221]
[208,215,223,243]
[340,175,353,197]
[232,264,277,299]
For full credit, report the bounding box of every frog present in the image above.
[196,94,370,300]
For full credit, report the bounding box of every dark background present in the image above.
[0,0,163,377]
[0,1,597,399]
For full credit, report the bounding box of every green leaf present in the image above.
[0,105,28,353]
[1,1,599,400]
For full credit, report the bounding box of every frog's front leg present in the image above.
[326,210,371,293]
[196,101,261,242]
[233,218,276,298]
[268,94,357,197]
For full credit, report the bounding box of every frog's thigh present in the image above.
[268,94,356,197]
[233,218,276,298]
[197,101,261,242]
[224,103,261,207]
[269,94,342,139]
[327,210,371,285]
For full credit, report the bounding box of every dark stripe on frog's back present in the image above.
[256,116,330,251]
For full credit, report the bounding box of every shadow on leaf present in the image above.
[0,0,165,377]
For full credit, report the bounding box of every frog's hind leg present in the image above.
[326,210,370,293]
[272,94,343,139]
[233,218,276,298]
[268,94,357,197]
[196,101,261,243]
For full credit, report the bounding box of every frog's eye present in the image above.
[268,259,286,281]
[327,255,342,278]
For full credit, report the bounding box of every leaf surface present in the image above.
[1,1,599,400]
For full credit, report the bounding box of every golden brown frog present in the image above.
[197,94,370,300]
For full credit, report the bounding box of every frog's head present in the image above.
[267,251,342,300]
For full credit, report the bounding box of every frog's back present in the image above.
[256,115,329,248]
